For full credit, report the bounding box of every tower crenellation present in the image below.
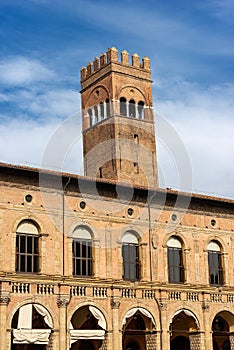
[80,47,151,83]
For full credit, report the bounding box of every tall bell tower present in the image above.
[80,47,158,189]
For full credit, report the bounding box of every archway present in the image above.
[212,311,234,350]
[11,303,53,350]
[69,305,106,349]
[170,309,200,350]
[122,307,156,350]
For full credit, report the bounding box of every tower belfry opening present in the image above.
[80,47,158,188]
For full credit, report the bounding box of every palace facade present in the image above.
[0,48,234,350]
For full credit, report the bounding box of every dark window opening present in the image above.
[106,99,110,117]
[208,251,223,285]
[94,105,98,123]
[99,167,103,178]
[129,99,136,118]
[16,234,39,273]
[137,101,144,119]
[168,247,184,283]
[100,102,104,120]
[88,109,93,126]
[73,239,93,277]
[122,243,140,281]
[120,97,127,116]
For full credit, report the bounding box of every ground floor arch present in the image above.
[11,303,53,350]
[170,309,200,350]
[122,307,157,350]
[69,305,107,349]
[212,311,234,350]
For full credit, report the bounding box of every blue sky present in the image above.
[0,0,233,198]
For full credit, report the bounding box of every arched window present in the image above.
[208,241,223,285]
[99,102,104,120]
[120,97,127,116]
[122,232,140,281]
[106,98,110,117]
[72,226,93,277]
[167,236,184,283]
[137,101,144,119]
[16,220,39,273]
[88,109,93,126]
[94,105,98,123]
[129,99,136,118]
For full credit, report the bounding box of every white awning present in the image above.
[13,329,51,344]
[122,307,155,326]
[89,306,106,330]
[70,330,105,347]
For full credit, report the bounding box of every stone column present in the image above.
[202,303,212,350]
[189,333,201,350]
[229,334,234,350]
[57,294,70,350]
[0,292,10,350]
[159,302,170,350]
[145,333,157,350]
[111,299,121,350]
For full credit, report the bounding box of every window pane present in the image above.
[82,259,86,275]
[27,236,32,253]
[20,255,25,272]
[82,242,87,257]
[20,235,26,253]
[34,237,39,254]
[34,256,38,272]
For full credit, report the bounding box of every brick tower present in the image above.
[80,47,158,188]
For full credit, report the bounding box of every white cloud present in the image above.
[0,115,83,174]
[0,56,55,86]
[156,80,234,199]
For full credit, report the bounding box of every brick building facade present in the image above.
[0,48,234,350]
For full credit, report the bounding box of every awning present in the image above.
[13,329,51,344]
[70,330,105,346]
[122,307,155,326]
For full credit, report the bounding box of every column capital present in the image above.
[57,294,70,308]
[0,292,10,305]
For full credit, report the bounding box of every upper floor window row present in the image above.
[88,98,145,127]
[120,97,144,119]
[166,236,224,286]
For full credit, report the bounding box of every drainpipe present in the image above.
[148,190,163,350]
[62,177,70,276]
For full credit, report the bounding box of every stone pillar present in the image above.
[145,333,157,350]
[159,302,170,350]
[57,294,70,350]
[0,292,10,349]
[229,334,234,350]
[111,299,121,350]
[202,303,212,350]
[189,333,201,350]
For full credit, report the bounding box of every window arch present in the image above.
[129,99,136,118]
[122,232,140,281]
[99,102,104,120]
[93,105,98,123]
[120,97,127,116]
[167,236,184,283]
[208,240,223,286]
[137,101,144,119]
[88,109,93,126]
[72,226,93,277]
[106,98,110,117]
[16,220,39,273]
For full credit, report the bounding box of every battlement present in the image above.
[80,47,151,82]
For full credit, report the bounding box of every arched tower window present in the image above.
[94,105,98,123]
[122,232,140,281]
[208,240,223,285]
[120,97,127,116]
[106,98,110,117]
[99,102,104,120]
[167,236,184,283]
[137,101,144,119]
[72,226,93,277]
[88,109,93,127]
[129,99,136,118]
[16,220,39,273]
